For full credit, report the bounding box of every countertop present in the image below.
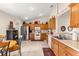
[52,37,79,52]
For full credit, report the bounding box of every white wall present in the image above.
[50,3,70,17]
[56,10,79,34]
[56,11,70,34]
[58,3,70,14]
[0,10,22,35]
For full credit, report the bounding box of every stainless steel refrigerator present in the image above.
[35,27,41,40]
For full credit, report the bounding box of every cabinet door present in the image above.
[30,33,34,40]
[66,46,79,56]
[74,4,79,27]
[40,24,48,30]
[45,24,48,29]
[53,43,58,56]
[30,24,35,30]
[41,33,47,41]
[51,40,54,50]
[58,44,66,56]
[52,39,59,56]
[50,19,53,29]
[65,52,73,56]
[70,4,79,28]
[48,19,51,28]
[52,40,58,56]
[52,19,56,29]
[49,18,56,29]
[70,6,77,27]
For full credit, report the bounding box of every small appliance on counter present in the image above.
[72,31,78,41]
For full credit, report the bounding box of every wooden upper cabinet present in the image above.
[49,16,56,29]
[40,23,48,30]
[29,23,40,30]
[69,3,79,28]
[29,23,35,30]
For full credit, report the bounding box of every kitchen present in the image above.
[0,3,79,56]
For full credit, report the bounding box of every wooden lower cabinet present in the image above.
[65,52,73,56]
[30,33,34,41]
[65,46,79,56]
[58,46,65,56]
[52,39,59,56]
[41,33,47,40]
[51,38,79,56]
[30,33,47,41]
[53,43,58,56]
[58,42,66,56]
[51,40,54,50]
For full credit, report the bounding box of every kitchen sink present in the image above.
[54,36,67,40]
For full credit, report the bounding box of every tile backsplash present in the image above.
[60,28,79,40]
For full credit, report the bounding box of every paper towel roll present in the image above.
[72,32,77,40]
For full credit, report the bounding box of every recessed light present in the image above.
[29,7,35,11]
[25,17,28,20]
[39,13,43,16]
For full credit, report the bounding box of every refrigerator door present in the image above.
[35,27,41,40]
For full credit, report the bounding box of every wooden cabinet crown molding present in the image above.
[69,3,79,8]
[69,3,78,7]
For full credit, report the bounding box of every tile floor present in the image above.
[10,40,49,56]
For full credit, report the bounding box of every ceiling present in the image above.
[0,3,56,21]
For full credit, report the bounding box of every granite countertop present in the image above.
[52,37,79,52]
